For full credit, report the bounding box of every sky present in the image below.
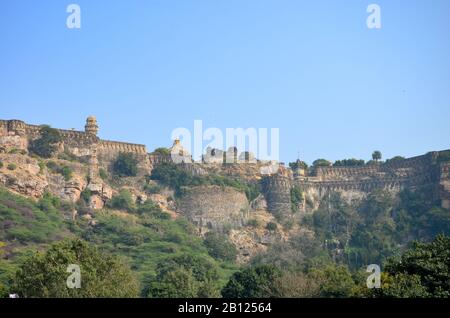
[0,0,449,164]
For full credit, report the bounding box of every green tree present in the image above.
[221,265,281,298]
[147,254,220,298]
[309,264,357,298]
[13,239,139,298]
[204,232,237,262]
[372,151,382,162]
[29,125,62,158]
[112,152,138,177]
[376,235,450,298]
[312,159,332,167]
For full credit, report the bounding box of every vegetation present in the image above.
[7,163,16,171]
[146,254,221,298]
[0,188,65,244]
[112,152,138,177]
[99,168,108,181]
[108,189,135,212]
[312,159,331,167]
[46,161,73,181]
[333,159,365,167]
[373,235,450,298]
[372,150,382,162]
[14,239,139,297]
[289,160,308,170]
[29,125,62,158]
[290,185,303,212]
[150,162,260,200]
[204,232,238,262]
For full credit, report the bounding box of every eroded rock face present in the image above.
[86,181,113,209]
[0,154,48,197]
[0,135,27,153]
[177,185,249,232]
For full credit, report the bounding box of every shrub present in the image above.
[144,183,162,194]
[7,163,16,171]
[247,219,261,228]
[28,125,62,158]
[204,232,237,262]
[99,168,108,181]
[60,166,73,181]
[112,153,138,177]
[46,161,72,181]
[290,185,303,212]
[266,222,278,231]
[0,161,3,169]
[109,189,135,211]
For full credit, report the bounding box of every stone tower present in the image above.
[85,116,99,136]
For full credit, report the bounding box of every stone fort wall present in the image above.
[263,151,449,215]
[0,118,151,176]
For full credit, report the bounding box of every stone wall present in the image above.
[177,185,250,233]
[262,151,449,216]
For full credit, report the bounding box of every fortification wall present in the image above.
[178,185,250,232]
[263,152,446,215]
[262,175,292,216]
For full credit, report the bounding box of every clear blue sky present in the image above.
[1,0,449,164]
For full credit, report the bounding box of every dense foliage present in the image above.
[29,125,62,158]
[150,162,260,201]
[112,152,138,177]
[14,239,139,297]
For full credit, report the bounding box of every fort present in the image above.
[0,117,449,215]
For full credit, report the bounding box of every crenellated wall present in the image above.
[262,151,449,216]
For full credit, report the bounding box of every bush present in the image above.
[46,161,73,181]
[266,222,278,231]
[109,189,135,211]
[0,161,3,169]
[333,159,365,167]
[247,219,261,228]
[290,185,303,212]
[222,265,281,298]
[99,168,108,181]
[144,183,162,194]
[28,125,62,158]
[112,153,138,177]
[7,163,16,171]
[204,232,237,262]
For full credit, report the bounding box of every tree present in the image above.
[333,159,365,167]
[204,232,237,262]
[112,152,138,177]
[221,265,281,298]
[29,125,62,158]
[308,264,357,298]
[147,254,220,298]
[312,159,332,167]
[372,151,382,162]
[13,239,139,298]
[375,235,450,298]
